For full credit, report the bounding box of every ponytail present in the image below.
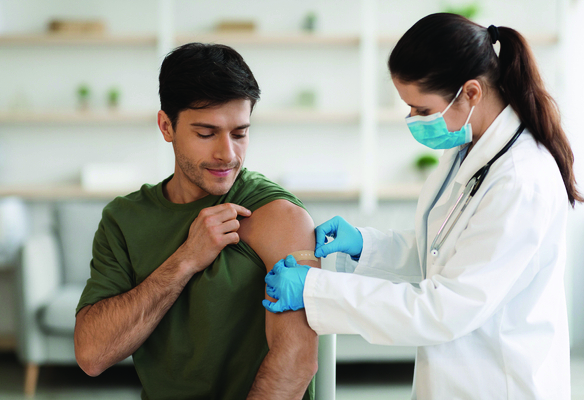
[389,13,582,207]
[497,27,582,206]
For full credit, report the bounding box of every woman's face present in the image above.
[392,78,471,132]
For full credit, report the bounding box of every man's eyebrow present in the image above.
[189,123,251,130]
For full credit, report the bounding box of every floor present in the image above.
[0,352,582,399]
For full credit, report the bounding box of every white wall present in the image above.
[1,0,581,352]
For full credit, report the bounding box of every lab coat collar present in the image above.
[454,105,521,185]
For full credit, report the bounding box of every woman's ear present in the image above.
[158,110,174,143]
[463,79,483,107]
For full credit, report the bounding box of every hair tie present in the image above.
[487,25,499,44]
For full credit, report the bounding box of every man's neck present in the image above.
[163,172,208,204]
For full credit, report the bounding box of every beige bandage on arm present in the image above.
[288,250,319,262]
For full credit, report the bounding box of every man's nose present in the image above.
[213,133,236,162]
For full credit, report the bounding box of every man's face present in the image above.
[166,99,251,198]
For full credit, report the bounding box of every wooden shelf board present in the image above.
[176,32,360,46]
[0,110,360,125]
[0,185,130,200]
[0,111,156,124]
[0,184,421,201]
[379,33,559,46]
[378,182,423,200]
[0,33,157,46]
[253,109,360,124]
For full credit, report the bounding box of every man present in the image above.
[74,42,319,400]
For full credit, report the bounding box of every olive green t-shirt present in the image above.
[77,169,315,400]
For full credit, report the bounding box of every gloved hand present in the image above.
[262,255,310,313]
[314,216,363,260]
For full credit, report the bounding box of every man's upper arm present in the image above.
[238,199,320,346]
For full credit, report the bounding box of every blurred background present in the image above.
[0,0,583,398]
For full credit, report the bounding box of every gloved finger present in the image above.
[265,271,276,286]
[315,240,343,258]
[315,216,342,244]
[284,254,299,268]
[263,299,286,313]
[266,284,278,299]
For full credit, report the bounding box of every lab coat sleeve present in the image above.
[336,227,421,284]
[304,178,551,346]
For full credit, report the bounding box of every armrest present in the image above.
[15,232,62,362]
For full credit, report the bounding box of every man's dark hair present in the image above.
[159,42,261,130]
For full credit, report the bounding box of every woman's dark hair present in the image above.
[159,42,261,130]
[389,13,582,207]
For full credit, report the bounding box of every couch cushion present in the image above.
[38,285,85,334]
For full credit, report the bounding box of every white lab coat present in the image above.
[304,106,571,399]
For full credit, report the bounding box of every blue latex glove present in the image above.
[314,216,363,260]
[262,255,310,313]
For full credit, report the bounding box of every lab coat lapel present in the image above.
[415,148,459,277]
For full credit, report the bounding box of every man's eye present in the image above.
[197,132,213,138]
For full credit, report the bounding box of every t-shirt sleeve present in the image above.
[230,171,305,212]
[76,204,135,315]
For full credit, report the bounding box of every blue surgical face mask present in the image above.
[405,86,475,150]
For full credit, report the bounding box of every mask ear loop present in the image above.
[464,106,476,125]
[443,86,464,115]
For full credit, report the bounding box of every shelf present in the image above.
[378,108,407,123]
[176,32,360,46]
[0,185,131,200]
[0,32,558,48]
[0,109,362,125]
[253,109,360,124]
[378,182,423,200]
[0,183,422,201]
[0,111,156,124]
[378,33,559,47]
[0,33,157,46]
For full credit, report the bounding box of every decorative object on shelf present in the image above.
[107,87,120,109]
[81,163,144,191]
[297,89,317,108]
[47,19,106,35]
[302,12,318,32]
[77,84,90,110]
[443,2,480,19]
[215,20,256,32]
[414,153,439,180]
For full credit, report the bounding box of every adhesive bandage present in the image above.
[288,250,319,262]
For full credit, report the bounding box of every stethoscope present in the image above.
[430,124,526,257]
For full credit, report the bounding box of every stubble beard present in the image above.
[175,151,242,196]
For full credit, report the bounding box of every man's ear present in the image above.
[158,110,174,143]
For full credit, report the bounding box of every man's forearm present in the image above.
[246,315,318,400]
[74,251,193,376]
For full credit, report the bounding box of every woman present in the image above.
[263,13,582,399]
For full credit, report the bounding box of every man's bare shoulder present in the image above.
[238,199,319,270]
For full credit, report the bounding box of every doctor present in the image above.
[263,13,582,399]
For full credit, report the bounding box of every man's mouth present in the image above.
[206,168,234,177]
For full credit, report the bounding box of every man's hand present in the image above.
[75,202,251,377]
[177,203,251,274]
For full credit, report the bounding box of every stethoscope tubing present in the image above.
[429,124,526,257]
